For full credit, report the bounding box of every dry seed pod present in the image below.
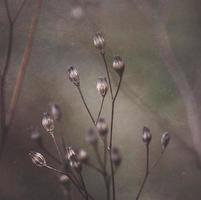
[29,151,46,167]
[142,126,152,144]
[97,77,108,97]
[42,112,54,134]
[93,32,105,51]
[96,118,108,137]
[161,132,170,150]
[68,66,80,86]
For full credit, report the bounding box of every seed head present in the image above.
[78,149,88,163]
[96,118,108,137]
[111,147,122,167]
[142,126,152,144]
[42,112,54,134]
[66,147,81,171]
[59,175,71,186]
[29,151,46,167]
[30,128,42,146]
[85,128,98,145]
[93,32,105,51]
[68,66,80,86]
[50,104,62,121]
[97,77,108,97]
[112,55,125,75]
[161,132,170,150]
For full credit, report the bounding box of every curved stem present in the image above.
[77,86,95,125]
[51,133,63,163]
[135,144,150,200]
[79,172,89,200]
[96,96,105,125]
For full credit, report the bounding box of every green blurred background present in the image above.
[0,0,201,199]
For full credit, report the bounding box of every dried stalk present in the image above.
[6,0,43,129]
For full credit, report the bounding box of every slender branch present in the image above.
[94,144,104,169]
[45,165,88,200]
[85,162,104,175]
[77,86,96,125]
[108,75,123,200]
[95,96,105,125]
[51,133,63,163]
[6,0,43,129]
[101,52,113,99]
[39,144,62,165]
[12,0,28,24]
[135,144,150,200]
[151,149,165,170]
[79,172,89,200]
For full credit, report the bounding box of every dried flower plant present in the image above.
[29,33,171,200]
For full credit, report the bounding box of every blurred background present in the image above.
[0,0,201,199]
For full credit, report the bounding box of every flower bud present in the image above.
[161,132,170,150]
[85,128,98,145]
[42,112,54,134]
[97,77,108,97]
[50,104,62,121]
[66,147,81,171]
[111,147,122,168]
[59,175,71,187]
[96,118,108,137]
[93,32,105,51]
[78,149,88,163]
[142,126,152,144]
[30,128,42,146]
[68,66,80,86]
[29,151,46,167]
[112,55,125,75]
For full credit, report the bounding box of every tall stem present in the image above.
[77,86,95,125]
[51,133,63,163]
[135,144,150,200]
[96,96,105,125]
[79,172,89,200]
[101,52,113,99]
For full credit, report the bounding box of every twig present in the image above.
[77,86,95,125]
[79,172,89,200]
[135,144,149,200]
[51,133,63,163]
[12,0,27,24]
[101,52,113,99]
[95,96,105,125]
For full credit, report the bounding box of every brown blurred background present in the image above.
[0,0,201,199]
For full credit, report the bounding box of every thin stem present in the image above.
[79,172,89,200]
[95,96,105,125]
[103,137,108,171]
[12,0,27,24]
[151,149,165,170]
[85,162,104,175]
[45,165,87,200]
[6,0,43,129]
[94,144,104,169]
[135,144,150,200]
[51,133,63,163]
[101,52,113,99]
[39,144,62,165]
[77,86,95,125]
